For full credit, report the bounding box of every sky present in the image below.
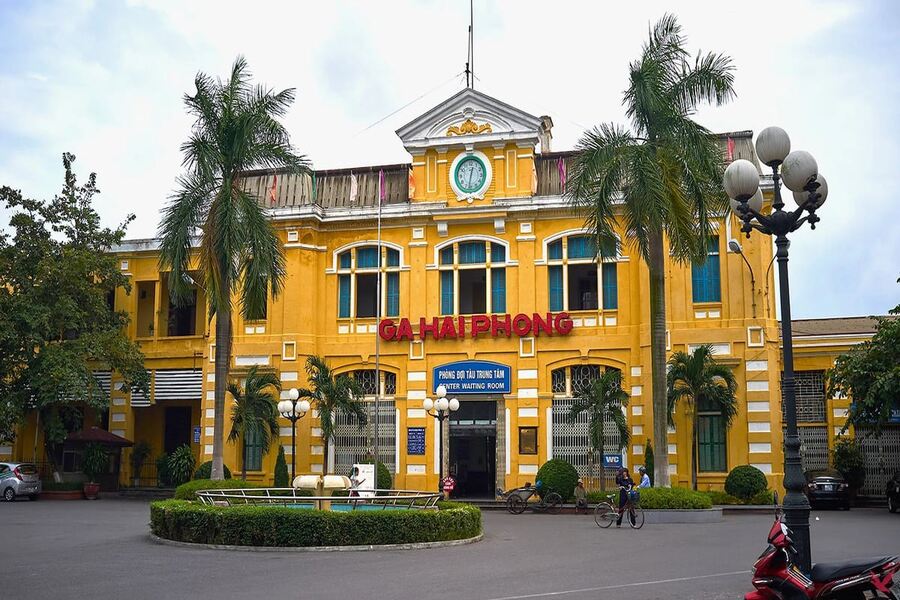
[1,0,898,319]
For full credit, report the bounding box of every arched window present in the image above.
[546,234,618,312]
[349,369,397,397]
[336,245,401,319]
[551,364,619,397]
[437,239,508,315]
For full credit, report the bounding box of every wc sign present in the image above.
[602,454,623,468]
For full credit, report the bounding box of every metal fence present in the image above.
[855,426,900,496]
[333,400,396,477]
[551,397,623,490]
[195,488,441,510]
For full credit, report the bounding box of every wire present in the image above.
[355,71,466,136]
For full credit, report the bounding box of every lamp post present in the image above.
[277,388,311,482]
[728,239,757,319]
[423,384,459,496]
[724,126,828,572]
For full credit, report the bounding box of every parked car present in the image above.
[0,462,42,501]
[804,469,850,510]
[887,471,900,514]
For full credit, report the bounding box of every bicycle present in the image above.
[499,482,562,515]
[594,489,644,529]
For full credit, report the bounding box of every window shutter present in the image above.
[440,271,454,315]
[602,263,618,310]
[549,266,563,311]
[386,272,400,317]
[338,275,351,318]
[491,268,506,313]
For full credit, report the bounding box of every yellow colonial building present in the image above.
[5,89,893,496]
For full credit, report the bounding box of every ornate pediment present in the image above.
[396,88,541,152]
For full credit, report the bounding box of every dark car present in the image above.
[887,471,900,514]
[804,469,850,510]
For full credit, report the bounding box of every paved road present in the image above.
[2,498,898,600]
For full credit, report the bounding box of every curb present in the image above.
[148,532,483,552]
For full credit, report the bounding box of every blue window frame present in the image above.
[602,263,618,310]
[339,251,351,269]
[356,247,378,268]
[491,268,506,313]
[386,248,399,267]
[491,243,506,263]
[692,236,721,303]
[440,271,454,315]
[386,272,399,317]
[338,275,351,318]
[567,236,596,259]
[549,266,563,311]
[440,246,454,265]
[459,241,486,264]
[548,240,563,260]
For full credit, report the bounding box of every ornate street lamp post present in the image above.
[423,384,459,496]
[277,388,311,481]
[724,127,828,572]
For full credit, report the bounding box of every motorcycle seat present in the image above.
[810,556,895,582]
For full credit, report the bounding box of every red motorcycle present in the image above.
[746,495,899,599]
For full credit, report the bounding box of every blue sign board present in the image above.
[890,404,900,424]
[602,454,622,468]
[407,427,426,455]
[433,360,511,395]
[193,426,201,444]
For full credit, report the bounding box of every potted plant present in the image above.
[81,443,109,500]
[130,441,151,487]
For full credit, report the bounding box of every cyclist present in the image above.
[615,467,635,527]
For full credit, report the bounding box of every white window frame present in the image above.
[336,244,402,320]
[436,237,510,316]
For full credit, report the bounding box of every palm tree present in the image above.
[227,366,281,481]
[568,369,630,490]
[567,15,735,487]
[302,356,367,474]
[666,344,738,490]
[158,56,309,480]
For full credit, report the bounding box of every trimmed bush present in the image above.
[748,489,776,505]
[725,465,768,502]
[194,461,233,481]
[703,489,776,506]
[638,487,713,509]
[535,459,579,501]
[150,500,482,547]
[174,479,263,500]
[644,439,655,486]
[273,447,289,487]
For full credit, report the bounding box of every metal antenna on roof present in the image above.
[465,0,474,89]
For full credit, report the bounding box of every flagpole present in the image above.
[374,171,383,477]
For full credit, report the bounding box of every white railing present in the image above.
[194,488,442,510]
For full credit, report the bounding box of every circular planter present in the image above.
[41,490,84,500]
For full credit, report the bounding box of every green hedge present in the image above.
[703,489,776,506]
[193,461,232,480]
[173,479,263,500]
[150,500,481,547]
[584,487,712,509]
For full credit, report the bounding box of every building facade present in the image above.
[5,89,893,496]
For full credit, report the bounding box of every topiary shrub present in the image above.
[725,465,768,502]
[193,461,232,480]
[535,459,579,501]
[644,439,655,486]
[150,500,482,547]
[832,437,866,492]
[174,479,264,500]
[167,445,196,487]
[273,447,289,487]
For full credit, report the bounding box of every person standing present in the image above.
[615,467,635,527]
[638,466,651,489]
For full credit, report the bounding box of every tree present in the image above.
[567,368,630,490]
[300,356,366,474]
[0,154,149,475]
[567,14,735,486]
[829,294,900,437]
[158,56,309,480]
[666,344,738,490]
[273,446,289,487]
[227,366,280,480]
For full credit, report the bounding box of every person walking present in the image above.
[615,467,635,527]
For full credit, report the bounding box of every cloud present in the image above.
[1,0,897,316]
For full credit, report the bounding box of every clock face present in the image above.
[455,157,486,194]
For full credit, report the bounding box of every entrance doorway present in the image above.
[449,400,496,498]
[164,407,192,454]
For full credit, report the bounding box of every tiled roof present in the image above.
[785,316,889,338]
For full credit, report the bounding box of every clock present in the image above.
[449,151,492,202]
